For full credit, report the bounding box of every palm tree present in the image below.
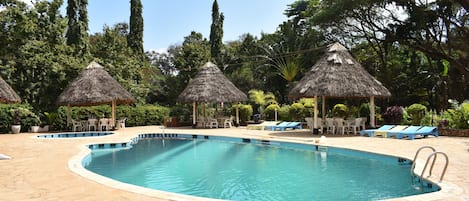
[248,89,277,116]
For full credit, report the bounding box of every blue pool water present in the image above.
[84,136,438,201]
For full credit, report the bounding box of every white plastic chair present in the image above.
[197,116,206,128]
[208,118,219,128]
[116,118,127,129]
[334,118,345,135]
[349,118,362,134]
[224,116,233,128]
[305,117,315,133]
[317,118,324,134]
[88,118,98,131]
[99,118,110,131]
[359,117,367,130]
[325,118,335,134]
[72,120,82,132]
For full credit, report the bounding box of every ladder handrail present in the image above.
[421,152,449,183]
[411,146,436,174]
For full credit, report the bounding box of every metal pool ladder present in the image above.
[411,146,449,187]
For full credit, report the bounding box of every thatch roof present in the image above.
[178,62,248,103]
[289,43,391,98]
[0,76,21,103]
[56,62,136,106]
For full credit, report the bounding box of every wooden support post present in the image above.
[370,96,376,128]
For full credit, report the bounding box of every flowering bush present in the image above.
[382,106,404,124]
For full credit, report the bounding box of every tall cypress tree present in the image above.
[66,0,89,56]
[78,0,89,55]
[209,0,224,63]
[129,0,144,54]
[66,0,78,46]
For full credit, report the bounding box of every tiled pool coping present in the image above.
[37,131,113,138]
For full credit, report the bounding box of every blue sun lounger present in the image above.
[397,126,439,140]
[271,122,302,131]
[359,125,395,137]
[264,122,289,131]
[386,126,422,138]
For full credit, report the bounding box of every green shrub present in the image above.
[332,104,348,118]
[169,104,192,122]
[442,101,469,129]
[290,102,305,121]
[420,110,440,126]
[349,106,360,118]
[232,104,253,122]
[116,105,169,127]
[264,104,280,120]
[359,103,381,118]
[55,104,170,130]
[278,105,291,121]
[401,109,411,125]
[298,98,315,117]
[406,103,427,125]
[359,103,370,117]
[0,104,40,133]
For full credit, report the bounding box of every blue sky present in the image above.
[84,0,296,52]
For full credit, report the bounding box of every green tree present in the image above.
[128,0,144,54]
[89,23,155,103]
[248,89,277,115]
[209,0,224,65]
[304,0,469,107]
[66,0,89,56]
[0,0,84,112]
[146,31,210,105]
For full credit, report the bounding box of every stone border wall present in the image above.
[439,128,469,137]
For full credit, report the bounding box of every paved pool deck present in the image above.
[0,126,468,201]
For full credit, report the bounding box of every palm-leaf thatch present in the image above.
[56,62,136,106]
[0,76,21,103]
[178,62,247,103]
[289,43,391,98]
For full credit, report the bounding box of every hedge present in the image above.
[54,104,170,130]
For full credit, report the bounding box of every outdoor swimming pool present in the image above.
[83,134,439,201]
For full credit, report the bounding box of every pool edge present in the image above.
[67,131,459,201]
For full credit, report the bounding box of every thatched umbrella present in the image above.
[289,42,391,129]
[0,76,21,103]
[178,62,248,127]
[56,61,136,127]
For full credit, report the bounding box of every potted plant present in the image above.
[31,125,40,133]
[11,109,21,134]
[41,112,57,132]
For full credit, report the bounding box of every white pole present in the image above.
[192,102,196,127]
[111,99,116,128]
[236,102,240,126]
[322,96,326,120]
[370,96,376,127]
[314,96,318,130]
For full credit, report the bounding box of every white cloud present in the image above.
[147,48,168,54]
[1,0,36,12]
[18,0,36,7]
